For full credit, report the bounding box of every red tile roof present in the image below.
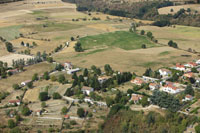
[9,100,20,103]
[131,94,143,101]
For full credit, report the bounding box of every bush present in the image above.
[70,120,77,125]
[13,84,20,90]
[39,92,49,101]
[8,119,16,129]
[52,92,62,99]
[21,106,30,116]
[77,108,85,118]
[140,30,145,35]
[153,20,170,27]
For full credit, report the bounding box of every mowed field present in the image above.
[158,4,200,15]
[138,25,200,52]
[79,31,157,50]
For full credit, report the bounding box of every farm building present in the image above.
[81,86,94,95]
[149,83,160,91]
[159,69,172,77]
[130,94,143,104]
[63,61,73,70]
[8,100,21,106]
[67,68,80,74]
[131,77,145,86]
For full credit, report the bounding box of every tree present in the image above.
[185,84,194,96]
[74,42,84,52]
[32,73,39,81]
[5,42,13,52]
[147,32,153,39]
[51,75,57,82]
[39,92,49,101]
[61,106,68,114]
[140,30,145,35]
[58,74,66,84]
[13,84,20,90]
[64,88,73,96]
[10,127,21,133]
[141,96,149,107]
[77,108,85,118]
[141,44,146,49]
[41,102,46,108]
[191,68,198,73]
[47,57,53,63]
[15,114,21,123]
[195,124,200,133]
[53,92,62,99]
[27,82,33,89]
[21,106,30,116]
[8,119,16,128]
[83,68,88,77]
[71,37,74,41]
[43,71,50,80]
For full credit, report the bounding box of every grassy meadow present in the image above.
[80,31,157,50]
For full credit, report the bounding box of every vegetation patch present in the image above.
[159,51,170,56]
[0,25,22,40]
[80,31,156,50]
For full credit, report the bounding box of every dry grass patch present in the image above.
[0,62,54,92]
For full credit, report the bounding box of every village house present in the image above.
[7,69,19,75]
[63,61,73,70]
[182,94,193,102]
[64,114,70,119]
[159,69,172,77]
[35,110,42,116]
[142,76,159,82]
[175,63,186,71]
[67,68,80,74]
[130,94,143,104]
[149,83,160,91]
[81,86,94,95]
[183,72,194,79]
[21,80,32,86]
[184,62,198,68]
[131,77,145,86]
[98,76,110,84]
[162,83,180,94]
[196,59,200,65]
[8,100,21,106]
[84,98,94,104]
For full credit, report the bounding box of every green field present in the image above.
[80,31,157,50]
[0,25,22,40]
[23,22,82,32]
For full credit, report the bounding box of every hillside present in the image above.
[0,0,23,4]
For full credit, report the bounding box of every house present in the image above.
[185,62,198,68]
[159,69,172,77]
[81,86,94,95]
[21,80,32,86]
[7,69,19,75]
[98,76,110,84]
[130,94,143,104]
[183,72,194,79]
[64,115,70,119]
[182,94,193,102]
[149,83,160,91]
[142,76,159,82]
[162,84,180,94]
[175,63,186,71]
[63,61,72,70]
[196,59,200,65]
[35,110,42,116]
[131,77,145,86]
[84,98,94,104]
[8,100,21,106]
[67,68,80,74]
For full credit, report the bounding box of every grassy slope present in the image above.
[80,31,157,50]
[0,25,22,41]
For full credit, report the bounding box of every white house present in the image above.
[182,94,193,102]
[196,59,200,65]
[81,86,94,95]
[84,98,94,104]
[149,83,160,91]
[21,80,32,86]
[142,76,159,82]
[162,84,180,94]
[35,110,42,116]
[98,76,110,84]
[159,69,172,77]
[8,100,21,106]
[63,61,73,70]
[67,68,80,75]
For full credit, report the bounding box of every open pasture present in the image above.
[138,25,200,52]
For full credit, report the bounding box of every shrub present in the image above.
[77,108,85,118]
[39,92,49,101]
[52,92,62,99]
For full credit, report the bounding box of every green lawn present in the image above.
[0,25,22,41]
[80,31,157,50]
[24,22,82,32]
